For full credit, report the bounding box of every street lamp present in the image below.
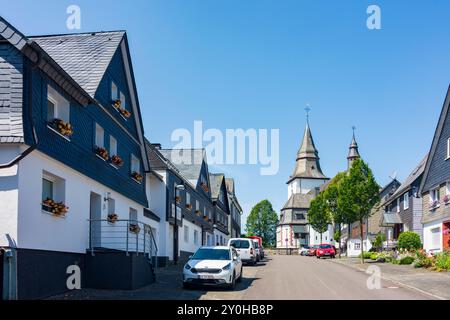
[173,184,185,265]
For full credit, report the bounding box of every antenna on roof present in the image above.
[389,171,397,181]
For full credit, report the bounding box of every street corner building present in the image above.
[0,17,245,300]
[276,119,332,251]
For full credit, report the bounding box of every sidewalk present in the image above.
[331,257,450,300]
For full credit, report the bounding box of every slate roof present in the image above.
[209,173,224,200]
[385,154,428,206]
[289,123,328,182]
[159,149,205,186]
[281,192,316,211]
[225,178,235,195]
[30,31,125,98]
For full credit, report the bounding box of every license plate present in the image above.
[324,252,330,255]
[199,275,215,280]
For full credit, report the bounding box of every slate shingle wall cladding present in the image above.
[423,107,450,192]
[95,47,138,138]
[422,186,450,224]
[25,67,147,206]
[0,43,23,142]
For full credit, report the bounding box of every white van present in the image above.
[228,238,257,265]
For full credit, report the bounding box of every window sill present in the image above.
[95,153,108,162]
[131,177,142,184]
[109,163,120,170]
[42,209,66,219]
[47,125,71,142]
[112,105,129,121]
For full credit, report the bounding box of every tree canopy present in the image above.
[308,193,331,243]
[246,200,279,247]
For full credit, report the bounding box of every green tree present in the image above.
[323,172,346,258]
[339,159,380,264]
[373,232,386,252]
[246,200,278,247]
[308,193,331,244]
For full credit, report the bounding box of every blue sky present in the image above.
[3,1,450,227]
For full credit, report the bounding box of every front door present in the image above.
[89,192,102,249]
[443,222,450,251]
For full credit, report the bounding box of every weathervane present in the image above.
[305,103,311,124]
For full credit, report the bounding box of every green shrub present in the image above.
[399,256,414,265]
[398,232,422,250]
[413,250,434,268]
[358,252,373,259]
[370,253,378,260]
[434,251,450,271]
[373,232,386,251]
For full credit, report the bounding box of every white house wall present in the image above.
[0,145,22,247]
[179,219,201,254]
[423,219,444,253]
[16,150,149,254]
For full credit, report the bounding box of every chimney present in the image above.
[152,143,161,150]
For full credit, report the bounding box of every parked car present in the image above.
[316,244,336,259]
[251,239,261,262]
[228,238,257,265]
[307,245,319,256]
[183,246,243,289]
[298,245,310,256]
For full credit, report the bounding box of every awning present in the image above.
[292,225,308,233]
[381,212,402,226]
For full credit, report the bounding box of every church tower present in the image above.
[347,127,360,169]
[276,109,331,249]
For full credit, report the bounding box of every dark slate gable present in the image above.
[0,43,23,143]
[420,87,450,192]
[30,31,125,98]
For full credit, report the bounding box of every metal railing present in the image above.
[88,219,158,268]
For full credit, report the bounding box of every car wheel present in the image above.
[237,266,243,283]
[316,255,320,259]
[228,272,236,290]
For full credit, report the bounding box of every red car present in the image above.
[316,244,336,259]
[307,245,319,256]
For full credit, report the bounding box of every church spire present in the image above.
[289,107,327,182]
[347,126,360,169]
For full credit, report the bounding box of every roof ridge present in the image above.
[28,30,126,38]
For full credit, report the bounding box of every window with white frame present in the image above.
[446,182,450,196]
[186,192,191,205]
[47,85,70,123]
[42,178,53,202]
[431,227,441,250]
[131,154,140,173]
[41,171,65,212]
[129,208,137,222]
[194,230,199,245]
[403,192,409,210]
[430,188,440,205]
[120,92,126,109]
[396,198,400,213]
[111,81,118,101]
[95,123,104,148]
[184,226,189,242]
[447,138,450,159]
[109,136,117,156]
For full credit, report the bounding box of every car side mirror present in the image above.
[233,256,238,261]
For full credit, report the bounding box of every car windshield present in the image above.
[319,245,332,249]
[192,248,230,260]
[229,240,250,249]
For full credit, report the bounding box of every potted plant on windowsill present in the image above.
[186,203,193,210]
[111,155,124,167]
[119,108,131,119]
[195,210,201,216]
[42,198,69,217]
[443,195,450,205]
[429,200,439,210]
[131,171,143,183]
[107,213,118,223]
[200,182,209,193]
[49,118,73,138]
[129,223,141,234]
[95,146,109,161]
[175,196,181,204]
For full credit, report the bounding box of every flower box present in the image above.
[203,216,209,221]
[111,100,131,119]
[195,210,201,216]
[111,155,124,167]
[95,146,109,161]
[443,195,450,204]
[129,224,141,234]
[429,200,439,210]
[48,118,73,138]
[42,198,69,217]
[186,204,193,210]
[131,171,143,183]
[107,213,118,223]
[175,196,181,204]
[200,182,209,193]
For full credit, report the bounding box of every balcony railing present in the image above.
[88,219,158,268]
